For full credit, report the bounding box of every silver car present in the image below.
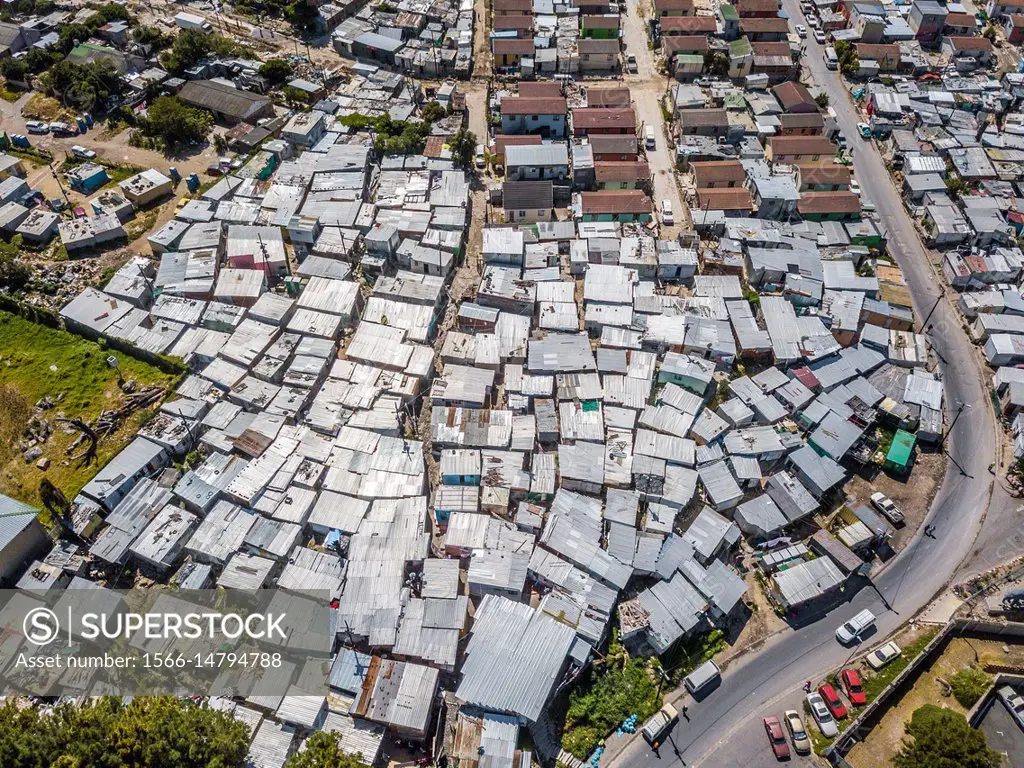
[806,692,838,737]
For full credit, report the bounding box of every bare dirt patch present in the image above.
[845,448,946,549]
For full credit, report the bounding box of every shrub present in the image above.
[949,667,990,709]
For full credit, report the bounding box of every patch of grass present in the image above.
[949,667,990,709]
[0,311,177,509]
[862,628,940,703]
[0,88,21,103]
[5,146,51,167]
[561,632,663,759]
[22,93,74,122]
[125,209,159,242]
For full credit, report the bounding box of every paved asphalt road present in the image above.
[609,2,1012,766]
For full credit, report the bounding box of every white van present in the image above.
[644,125,656,150]
[824,46,838,70]
[835,608,875,645]
[683,659,721,695]
[641,703,678,748]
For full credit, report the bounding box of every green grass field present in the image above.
[0,311,177,508]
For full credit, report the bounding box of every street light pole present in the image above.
[921,287,946,331]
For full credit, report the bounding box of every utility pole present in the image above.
[921,287,946,330]
[49,162,72,209]
[943,400,969,445]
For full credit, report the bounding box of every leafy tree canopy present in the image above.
[138,96,213,147]
[259,58,293,85]
[0,697,250,768]
[894,705,1002,768]
[283,731,369,768]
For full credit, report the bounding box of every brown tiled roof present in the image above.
[696,187,755,211]
[677,107,727,127]
[778,112,825,130]
[944,12,977,26]
[795,161,852,186]
[772,81,817,112]
[583,14,620,28]
[589,135,639,154]
[663,35,709,54]
[500,96,567,116]
[739,18,790,33]
[519,82,562,98]
[854,43,899,59]
[494,134,542,159]
[586,87,632,108]
[769,135,837,157]
[661,15,717,33]
[735,0,780,12]
[594,161,652,182]
[579,38,620,53]
[690,160,747,187]
[572,107,637,131]
[654,0,695,11]
[752,41,792,57]
[798,191,861,215]
[494,14,534,30]
[580,190,652,214]
[423,135,449,159]
[494,0,533,11]
[493,37,535,55]
[947,35,992,51]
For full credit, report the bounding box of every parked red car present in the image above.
[818,684,849,719]
[841,669,866,706]
[763,716,791,760]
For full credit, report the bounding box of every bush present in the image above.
[137,96,213,147]
[561,632,662,759]
[259,58,293,85]
[896,705,1001,768]
[949,667,990,709]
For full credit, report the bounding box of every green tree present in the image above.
[93,2,130,25]
[449,128,478,169]
[420,100,446,123]
[281,85,311,105]
[895,705,1001,768]
[703,50,729,78]
[24,47,62,74]
[0,56,28,82]
[0,697,249,768]
[0,236,32,291]
[259,57,293,85]
[138,96,213,147]
[945,176,969,199]
[815,92,830,109]
[949,667,991,709]
[133,25,174,51]
[284,731,368,768]
[162,30,246,75]
[834,40,859,75]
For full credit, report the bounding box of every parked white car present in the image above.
[796,24,807,38]
[806,692,838,737]
[850,179,861,197]
[71,145,96,160]
[865,641,902,670]
[870,491,905,525]
[814,29,827,44]
[661,199,674,226]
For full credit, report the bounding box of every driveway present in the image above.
[619,0,690,235]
